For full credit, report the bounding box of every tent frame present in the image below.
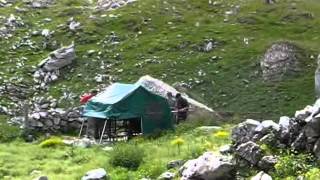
[79,117,143,144]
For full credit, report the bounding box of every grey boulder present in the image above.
[39,44,76,71]
[232,119,261,143]
[82,168,107,180]
[180,152,235,180]
[235,141,263,165]
[261,42,303,82]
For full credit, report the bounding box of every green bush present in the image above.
[0,116,21,142]
[304,168,320,180]
[39,137,64,148]
[137,162,166,179]
[274,151,314,178]
[109,144,144,170]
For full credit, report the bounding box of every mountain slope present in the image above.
[1,0,320,119]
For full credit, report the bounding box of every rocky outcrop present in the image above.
[261,42,304,81]
[231,98,320,171]
[179,152,235,180]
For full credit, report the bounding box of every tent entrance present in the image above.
[97,117,143,143]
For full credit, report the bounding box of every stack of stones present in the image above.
[230,99,320,173]
[10,96,84,133]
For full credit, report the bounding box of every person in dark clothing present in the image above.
[175,93,189,124]
[87,117,105,139]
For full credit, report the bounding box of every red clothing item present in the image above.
[80,94,94,104]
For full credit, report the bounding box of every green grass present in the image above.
[1,0,320,118]
[0,121,231,180]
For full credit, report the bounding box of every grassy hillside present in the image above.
[1,0,320,118]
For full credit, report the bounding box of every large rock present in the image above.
[251,171,272,180]
[82,168,107,180]
[255,120,280,132]
[304,114,320,138]
[235,141,263,165]
[231,119,261,143]
[261,42,304,81]
[39,44,76,71]
[313,138,320,159]
[179,152,235,180]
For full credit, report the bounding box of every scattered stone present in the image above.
[96,0,136,10]
[251,171,272,180]
[65,137,96,148]
[36,176,49,180]
[167,160,185,169]
[82,168,108,180]
[157,171,175,180]
[26,0,55,8]
[68,18,81,31]
[102,146,113,151]
[180,152,235,180]
[195,126,222,133]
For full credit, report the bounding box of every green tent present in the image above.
[83,83,173,134]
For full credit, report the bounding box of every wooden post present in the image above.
[99,120,108,144]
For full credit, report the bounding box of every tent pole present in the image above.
[99,120,108,144]
[140,117,143,134]
[78,119,85,138]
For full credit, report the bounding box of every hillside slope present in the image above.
[1,0,320,119]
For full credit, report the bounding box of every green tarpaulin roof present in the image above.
[83,83,173,134]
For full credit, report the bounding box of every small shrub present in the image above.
[109,144,144,170]
[274,151,314,178]
[0,117,21,142]
[39,137,64,148]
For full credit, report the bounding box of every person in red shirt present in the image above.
[80,89,98,105]
[80,89,102,140]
